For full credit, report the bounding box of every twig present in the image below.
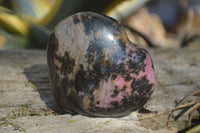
[140,122,152,130]
[183,102,200,117]
[169,91,200,123]
[173,91,200,121]
[178,91,200,105]
[166,111,173,127]
[139,99,200,120]
[138,111,166,120]
[173,99,200,110]
[165,124,179,129]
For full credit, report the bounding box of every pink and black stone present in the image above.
[47,12,156,117]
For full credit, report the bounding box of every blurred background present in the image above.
[0,0,200,49]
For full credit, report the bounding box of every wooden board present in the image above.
[0,47,199,133]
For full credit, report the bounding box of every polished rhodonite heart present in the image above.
[47,12,156,117]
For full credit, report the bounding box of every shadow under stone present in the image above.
[23,64,57,111]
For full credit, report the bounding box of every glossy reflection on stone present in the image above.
[47,12,156,117]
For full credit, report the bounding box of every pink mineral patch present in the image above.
[125,82,132,96]
[95,46,155,109]
[114,76,125,90]
[96,76,126,108]
[96,79,113,108]
[108,91,124,105]
[144,54,156,84]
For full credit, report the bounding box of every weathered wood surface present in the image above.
[0,47,199,133]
